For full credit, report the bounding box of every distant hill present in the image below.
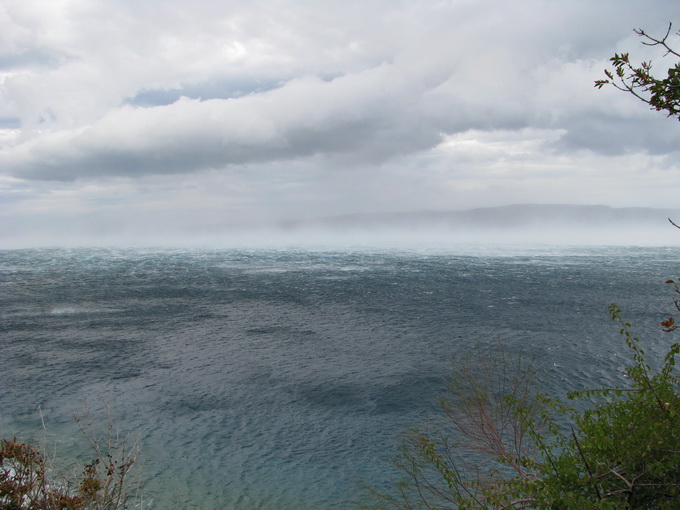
[186,204,680,248]
[280,204,680,231]
[259,204,680,246]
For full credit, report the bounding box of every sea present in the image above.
[1,244,678,509]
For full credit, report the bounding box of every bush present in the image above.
[1,411,141,510]
[361,304,680,509]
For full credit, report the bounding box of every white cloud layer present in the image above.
[1,0,680,247]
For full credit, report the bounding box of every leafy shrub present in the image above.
[1,412,140,510]
[361,303,680,509]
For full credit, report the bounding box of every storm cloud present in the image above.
[5,67,445,180]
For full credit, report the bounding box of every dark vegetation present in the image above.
[360,304,680,509]
[1,412,140,510]
[595,23,680,120]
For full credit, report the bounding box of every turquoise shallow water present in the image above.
[0,245,677,508]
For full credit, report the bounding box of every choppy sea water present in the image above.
[1,245,678,509]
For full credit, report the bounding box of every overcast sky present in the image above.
[1,0,680,247]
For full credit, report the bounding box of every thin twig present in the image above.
[571,427,602,501]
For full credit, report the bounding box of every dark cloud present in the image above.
[5,67,446,180]
[552,115,680,157]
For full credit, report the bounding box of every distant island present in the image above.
[183,204,680,248]
[279,204,680,231]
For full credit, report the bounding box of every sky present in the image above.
[1,0,680,248]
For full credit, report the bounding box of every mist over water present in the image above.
[7,224,677,252]
[4,205,679,250]
[1,244,677,508]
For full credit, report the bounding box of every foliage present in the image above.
[1,411,141,510]
[360,347,547,509]
[595,23,680,120]
[539,305,680,509]
[1,437,82,510]
[361,303,680,509]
